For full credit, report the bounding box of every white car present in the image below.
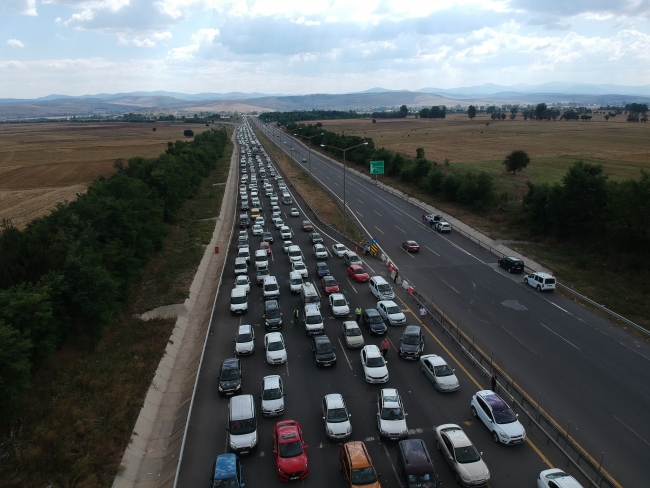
[273,217,284,229]
[292,261,308,279]
[280,226,293,240]
[261,375,285,417]
[435,221,452,233]
[235,275,251,294]
[524,272,556,292]
[471,390,526,445]
[252,224,263,236]
[234,324,254,355]
[435,424,490,487]
[377,300,406,326]
[420,354,459,392]
[331,243,349,258]
[537,469,584,488]
[250,189,258,197]
[313,244,328,259]
[288,245,304,263]
[360,345,389,384]
[376,388,408,441]
[342,321,364,348]
[290,208,300,217]
[264,332,287,365]
[322,393,352,441]
[255,216,266,227]
[328,293,349,318]
[282,240,293,253]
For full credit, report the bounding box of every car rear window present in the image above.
[545,278,556,284]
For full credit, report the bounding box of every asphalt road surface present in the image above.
[247,118,650,487]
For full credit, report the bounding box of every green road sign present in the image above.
[370,160,385,175]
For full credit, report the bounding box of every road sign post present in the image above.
[369,160,384,184]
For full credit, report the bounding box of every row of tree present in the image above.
[418,106,447,119]
[259,110,363,126]
[0,128,230,420]
[371,105,410,119]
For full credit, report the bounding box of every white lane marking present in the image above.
[374,226,384,234]
[374,210,382,216]
[425,245,440,256]
[356,211,364,217]
[550,301,573,315]
[338,338,353,370]
[312,279,321,298]
[440,278,460,294]
[381,443,401,485]
[361,260,376,273]
[333,182,340,187]
[395,225,406,233]
[357,199,364,203]
[400,247,415,258]
[540,323,581,350]
[285,358,290,377]
[394,209,403,215]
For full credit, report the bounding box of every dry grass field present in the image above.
[0,122,211,228]
[312,113,650,198]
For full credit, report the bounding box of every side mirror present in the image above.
[348,413,352,417]
[225,428,229,433]
[272,449,277,454]
[322,416,325,420]
[480,452,483,456]
[516,413,519,418]
[453,369,456,372]
[304,445,309,449]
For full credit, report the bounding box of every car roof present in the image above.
[350,264,364,270]
[213,453,237,479]
[533,271,554,278]
[364,309,380,316]
[314,335,331,344]
[378,300,397,307]
[263,375,281,389]
[422,354,447,366]
[222,358,239,369]
[371,275,387,284]
[316,262,328,268]
[344,321,359,329]
[263,275,278,283]
[440,424,472,448]
[305,303,320,313]
[398,439,434,475]
[478,390,510,410]
[276,421,300,443]
[344,442,372,469]
[506,256,523,261]
[265,299,279,309]
[363,345,382,357]
[289,271,302,278]
[238,324,251,333]
[266,332,283,341]
[404,325,421,334]
[324,393,344,408]
[330,293,345,299]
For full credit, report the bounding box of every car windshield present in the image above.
[369,315,384,324]
[546,472,569,480]
[381,407,404,420]
[289,250,301,257]
[386,306,401,314]
[231,296,246,304]
[229,418,256,435]
[434,364,454,376]
[294,264,305,270]
[317,263,327,269]
[366,356,385,367]
[324,277,336,286]
[236,277,248,284]
[262,387,282,400]
[454,445,481,464]
[407,474,434,487]
[402,334,420,345]
[290,278,302,285]
[316,341,333,353]
[267,341,284,351]
[327,408,348,422]
[313,234,321,239]
[346,327,361,336]
[256,255,266,261]
[279,440,303,458]
[333,299,347,307]
[266,309,281,319]
[212,478,238,488]
[378,284,391,292]
[354,268,366,275]
[236,333,252,343]
[220,368,240,381]
[257,270,269,277]
[306,314,322,325]
[493,405,517,424]
[264,284,278,291]
[351,467,377,485]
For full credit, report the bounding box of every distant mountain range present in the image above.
[1,83,649,119]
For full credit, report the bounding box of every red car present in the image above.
[347,265,369,283]
[301,221,313,232]
[260,241,272,255]
[402,240,420,252]
[321,275,340,295]
[273,420,309,481]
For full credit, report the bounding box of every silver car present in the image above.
[261,375,285,417]
[435,424,490,487]
[342,321,364,348]
[420,354,459,391]
[322,393,352,441]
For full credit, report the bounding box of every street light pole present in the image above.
[294,132,324,182]
[320,141,368,234]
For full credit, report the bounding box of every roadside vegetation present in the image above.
[0,128,233,486]
[268,115,650,333]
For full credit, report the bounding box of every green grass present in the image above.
[0,129,234,487]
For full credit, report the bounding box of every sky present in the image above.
[1,0,650,98]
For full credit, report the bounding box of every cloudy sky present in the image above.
[1,0,650,98]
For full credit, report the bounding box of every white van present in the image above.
[234,257,248,276]
[228,394,258,455]
[301,282,320,307]
[343,251,362,267]
[288,245,304,263]
[238,247,250,264]
[282,193,292,204]
[289,271,303,294]
[304,303,324,336]
[230,287,248,315]
[254,249,269,269]
[369,276,395,300]
[263,275,280,300]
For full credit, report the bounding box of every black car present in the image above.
[315,262,330,278]
[362,309,387,335]
[310,232,324,244]
[498,256,524,273]
[399,325,424,360]
[262,231,274,243]
[311,335,337,367]
[264,299,283,330]
[218,358,242,397]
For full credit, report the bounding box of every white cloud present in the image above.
[118,36,157,47]
[55,16,62,23]
[0,0,37,16]
[7,39,25,48]
[153,31,173,40]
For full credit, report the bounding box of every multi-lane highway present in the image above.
[250,117,650,487]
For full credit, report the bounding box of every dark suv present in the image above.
[497,256,524,273]
[311,335,337,367]
[309,232,323,244]
[399,326,424,360]
[362,309,387,335]
[264,300,283,330]
[218,358,242,397]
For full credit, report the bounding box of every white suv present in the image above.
[471,390,526,445]
[376,388,408,441]
[328,293,350,318]
[322,393,352,441]
[377,300,406,326]
[524,272,556,291]
[304,303,324,336]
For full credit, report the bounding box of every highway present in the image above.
[250,117,650,487]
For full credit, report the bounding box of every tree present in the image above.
[510,113,517,120]
[468,105,477,119]
[535,103,548,120]
[316,122,323,128]
[183,129,194,137]
[0,321,33,416]
[486,106,496,114]
[399,105,409,117]
[152,127,157,132]
[503,150,531,174]
[419,108,430,119]
[500,112,506,120]
[372,119,376,124]
[604,115,610,122]
[510,106,519,115]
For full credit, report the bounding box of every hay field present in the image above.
[311,114,650,196]
[0,122,210,228]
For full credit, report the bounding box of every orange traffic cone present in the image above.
[355,246,358,254]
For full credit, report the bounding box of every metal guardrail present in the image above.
[402,287,617,488]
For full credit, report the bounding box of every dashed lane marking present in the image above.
[374,226,384,234]
[440,278,460,294]
[338,338,353,370]
[540,323,580,350]
[425,245,440,256]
